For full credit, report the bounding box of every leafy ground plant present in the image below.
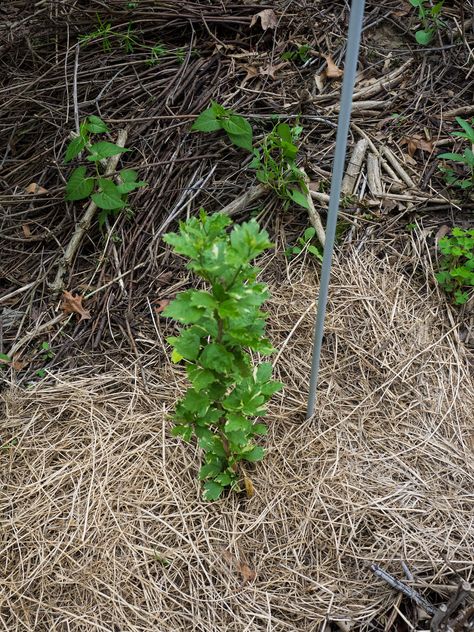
[410,0,445,45]
[438,117,474,190]
[285,227,323,260]
[64,115,146,225]
[192,103,309,209]
[163,211,282,500]
[436,227,474,305]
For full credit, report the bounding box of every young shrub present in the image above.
[163,211,282,500]
[436,227,474,305]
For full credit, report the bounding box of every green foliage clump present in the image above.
[409,0,445,45]
[192,102,309,210]
[64,115,146,225]
[285,227,323,260]
[163,211,282,500]
[436,227,474,305]
[438,118,474,191]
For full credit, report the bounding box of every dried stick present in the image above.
[219,183,268,216]
[341,139,368,195]
[352,58,413,100]
[370,564,436,616]
[381,146,416,189]
[366,152,382,196]
[431,581,473,631]
[51,129,128,293]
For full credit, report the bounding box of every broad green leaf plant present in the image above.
[438,117,474,191]
[436,227,474,305]
[409,0,445,45]
[163,211,282,501]
[192,102,309,210]
[64,115,146,225]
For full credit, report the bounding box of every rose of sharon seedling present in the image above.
[163,211,283,500]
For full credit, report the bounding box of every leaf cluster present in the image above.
[191,101,253,151]
[163,211,282,500]
[438,118,474,191]
[409,0,445,45]
[285,226,323,260]
[281,44,311,64]
[64,116,146,225]
[436,227,474,305]
[192,102,309,210]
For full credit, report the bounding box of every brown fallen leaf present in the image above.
[11,355,28,371]
[25,182,48,195]
[314,73,325,93]
[402,135,434,158]
[237,561,257,584]
[325,55,343,79]
[61,291,92,322]
[243,474,254,498]
[22,224,31,238]
[259,61,288,80]
[250,9,277,31]
[393,0,412,17]
[155,299,170,314]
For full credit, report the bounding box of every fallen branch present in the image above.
[352,59,413,101]
[302,171,326,247]
[219,184,268,217]
[370,563,436,616]
[381,146,416,189]
[51,129,128,293]
[366,153,382,197]
[341,139,368,195]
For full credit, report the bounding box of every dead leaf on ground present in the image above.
[325,55,343,79]
[22,224,31,238]
[154,299,170,314]
[435,225,451,242]
[25,182,48,195]
[393,0,413,17]
[401,135,434,158]
[314,73,325,93]
[11,355,28,371]
[259,61,288,80]
[250,9,277,31]
[237,561,257,584]
[243,474,254,498]
[61,291,92,322]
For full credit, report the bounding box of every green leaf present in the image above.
[116,180,147,194]
[243,446,265,462]
[200,343,235,373]
[253,423,268,435]
[189,291,217,310]
[191,108,222,133]
[224,413,252,434]
[64,136,86,163]
[455,117,474,143]
[303,227,316,242]
[172,425,193,441]
[181,389,210,416]
[86,141,130,161]
[91,179,125,210]
[167,328,201,360]
[162,291,206,324]
[438,152,465,162]
[186,365,216,391]
[65,166,95,201]
[0,353,11,363]
[256,362,273,383]
[287,188,309,209]
[203,481,224,501]
[199,463,223,480]
[86,115,109,133]
[415,29,433,45]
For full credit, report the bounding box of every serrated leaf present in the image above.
[224,413,252,434]
[86,141,130,161]
[91,179,125,210]
[243,446,265,462]
[203,481,224,501]
[171,348,184,363]
[181,389,210,416]
[256,362,273,383]
[253,423,268,435]
[186,366,217,391]
[64,136,86,163]
[200,343,235,372]
[86,115,109,133]
[190,291,217,310]
[199,463,223,480]
[167,328,201,360]
[65,167,95,201]
[116,180,147,194]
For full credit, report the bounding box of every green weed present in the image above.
[409,0,445,45]
[281,44,311,64]
[64,115,147,226]
[163,211,282,501]
[285,227,323,260]
[438,117,474,190]
[436,227,474,305]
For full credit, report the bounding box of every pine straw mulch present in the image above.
[2,244,474,631]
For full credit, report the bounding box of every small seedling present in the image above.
[64,115,147,225]
[409,0,445,45]
[436,227,474,305]
[163,211,282,501]
[40,341,54,361]
[0,353,11,367]
[281,44,311,64]
[192,101,253,151]
[286,227,323,260]
[79,14,113,52]
[438,117,474,190]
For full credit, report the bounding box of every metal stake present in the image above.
[306,0,366,419]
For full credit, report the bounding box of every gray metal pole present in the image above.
[306,0,366,419]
